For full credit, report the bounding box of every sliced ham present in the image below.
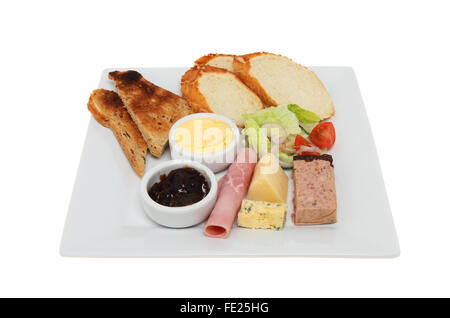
[204,148,257,238]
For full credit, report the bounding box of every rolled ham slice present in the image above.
[204,148,257,238]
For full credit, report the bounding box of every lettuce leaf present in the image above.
[243,105,310,166]
[242,105,301,136]
[287,104,321,124]
[243,118,270,155]
[299,122,316,134]
[278,151,294,164]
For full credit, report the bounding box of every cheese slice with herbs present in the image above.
[246,153,289,203]
[238,199,287,230]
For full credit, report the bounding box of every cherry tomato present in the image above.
[294,135,311,150]
[294,135,320,156]
[309,122,336,149]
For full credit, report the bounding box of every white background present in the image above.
[1,0,449,297]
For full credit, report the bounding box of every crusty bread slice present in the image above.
[181,65,264,127]
[195,54,236,72]
[233,52,335,119]
[109,70,193,157]
[88,89,147,177]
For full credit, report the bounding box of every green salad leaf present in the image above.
[243,118,270,155]
[298,122,316,134]
[299,125,311,136]
[287,104,321,124]
[242,105,301,136]
[278,152,294,164]
[243,104,319,166]
[243,118,259,151]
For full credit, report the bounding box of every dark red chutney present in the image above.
[148,167,210,207]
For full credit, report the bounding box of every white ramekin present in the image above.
[168,113,241,173]
[140,160,218,228]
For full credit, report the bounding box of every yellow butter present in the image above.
[174,117,234,153]
[246,153,289,203]
[238,199,287,230]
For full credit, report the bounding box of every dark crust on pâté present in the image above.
[293,154,333,167]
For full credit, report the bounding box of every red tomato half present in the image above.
[294,135,311,150]
[309,122,336,149]
[294,135,320,156]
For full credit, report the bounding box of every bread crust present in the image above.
[233,52,335,118]
[180,65,216,113]
[88,89,147,177]
[195,53,236,71]
[109,70,193,157]
[181,65,264,127]
[194,53,234,65]
[233,52,278,107]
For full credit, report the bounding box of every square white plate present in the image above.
[60,67,400,258]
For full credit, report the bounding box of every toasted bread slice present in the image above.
[88,89,147,177]
[181,65,264,127]
[195,54,236,72]
[108,70,193,157]
[233,52,335,119]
